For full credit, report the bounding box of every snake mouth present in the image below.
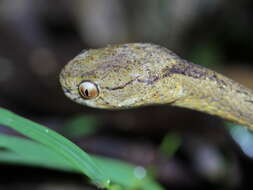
[61,87,81,103]
[62,87,71,94]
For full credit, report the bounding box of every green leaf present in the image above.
[94,156,164,190]
[0,108,165,190]
[0,133,164,190]
[0,133,75,172]
[0,108,110,188]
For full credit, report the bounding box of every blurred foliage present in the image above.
[229,123,253,159]
[189,42,224,69]
[62,114,99,138]
[159,133,181,157]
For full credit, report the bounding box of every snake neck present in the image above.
[171,71,253,130]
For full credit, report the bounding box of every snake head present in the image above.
[60,43,184,109]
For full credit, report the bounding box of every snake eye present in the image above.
[78,81,99,99]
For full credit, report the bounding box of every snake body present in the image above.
[60,43,253,130]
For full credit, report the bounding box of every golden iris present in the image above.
[78,81,99,99]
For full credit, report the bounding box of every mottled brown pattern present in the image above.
[163,60,208,79]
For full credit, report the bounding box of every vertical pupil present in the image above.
[85,89,89,96]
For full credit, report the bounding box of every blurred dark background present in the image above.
[0,0,253,189]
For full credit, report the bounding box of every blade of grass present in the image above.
[0,134,75,172]
[0,108,110,188]
[94,156,164,190]
[0,133,165,190]
[0,151,76,172]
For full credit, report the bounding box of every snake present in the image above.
[59,43,253,130]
